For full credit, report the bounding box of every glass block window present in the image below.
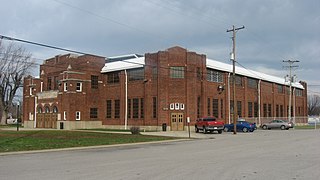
[170,67,184,78]
[128,68,144,81]
[107,71,120,84]
[207,69,223,83]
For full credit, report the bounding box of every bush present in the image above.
[130,126,140,135]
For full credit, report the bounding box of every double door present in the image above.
[171,113,184,131]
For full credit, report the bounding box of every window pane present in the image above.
[170,67,184,78]
[107,71,120,84]
[91,75,99,89]
[90,108,98,118]
[212,99,218,117]
[106,100,112,118]
[152,97,157,118]
[114,100,120,118]
[133,98,139,118]
[207,69,224,83]
[128,68,144,81]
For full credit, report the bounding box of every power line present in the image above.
[0,34,95,56]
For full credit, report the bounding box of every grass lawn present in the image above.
[0,130,177,153]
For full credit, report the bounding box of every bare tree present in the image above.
[0,40,35,124]
[308,94,320,115]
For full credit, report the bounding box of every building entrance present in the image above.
[36,113,57,128]
[170,113,184,131]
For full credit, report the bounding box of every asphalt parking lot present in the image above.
[1,129,319,180]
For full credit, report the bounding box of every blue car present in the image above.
[224,120,255,132]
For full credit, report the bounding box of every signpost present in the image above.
[187,117,190,138]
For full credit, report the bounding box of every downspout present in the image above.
[34,96,37,128]
[293,87,296,124]
[124,70,128,130]
[258,79,261,125]
[228,73,231,124]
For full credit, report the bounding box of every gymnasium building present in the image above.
[23,46,307,130]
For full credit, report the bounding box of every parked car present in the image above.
[260,119,294,130]
[195,117,224,134]
[224,120,255,132]
[237,118,257,130]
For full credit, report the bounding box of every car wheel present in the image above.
[195,126,199,133]
[224,127,229,132]
[218,130,223,134]
[262,125,268,130]
[242,127,248,132]
[203,127,206,134]
[280,125,286,130]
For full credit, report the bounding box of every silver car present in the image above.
[261,120,294,130]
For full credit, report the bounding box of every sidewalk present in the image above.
[141,130,216,139]
[1,127,214,139]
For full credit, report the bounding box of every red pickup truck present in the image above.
[195,117,224,134]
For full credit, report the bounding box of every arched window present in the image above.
[45,106,50,113]
[37,107,43,113]
[53,106,58,113]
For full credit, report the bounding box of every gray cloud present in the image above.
[0,0,319,93]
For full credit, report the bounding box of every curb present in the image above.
[0,138,191,156]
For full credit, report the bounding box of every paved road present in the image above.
[0,130,319,180]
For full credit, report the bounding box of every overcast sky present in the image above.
[1,0,319,94]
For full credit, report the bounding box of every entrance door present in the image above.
[36,113,57,128]
[171,113,184,131]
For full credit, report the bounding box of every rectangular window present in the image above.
[207,69,224,83]
[278,85,284,94]
[212,99,219,117]
[276,105,279,117]
[207,98,211,116]
[268,104,272,117]
[47,77,52,90]
[197,67,202,80]
[133,98,139,118]
[295,89,303,96]
[63,111,67,120]
[76,111,81,120]
[90,108,98,118]
[170,67,185,78]
[64,82,68,92]
[254,102,258,117]
[230,75,243,86]
[220,99,224,118]
[230,100,234,115]
[263,104,267,117]
[247,78,257,89]
[114,100,120,118]
[197,96,201,118]
[91,75,99,89]
[76,82,82,92]
[140,98,144,118]
[107,71,120,84]
[237,101,242,117]
[152,97,157,118]
[128,68,144,81]
[248,102,253,117]
[152,67,158,81]
[53,76,59,90]
[106,100,112,118]
[128,99,131,119]
[280,105,284,117]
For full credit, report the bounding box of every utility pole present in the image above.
[283,60,299,124]
[227,25,245,134]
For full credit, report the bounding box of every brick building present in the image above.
[23,46,307,130]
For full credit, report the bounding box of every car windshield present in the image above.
[203,118,216,121]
